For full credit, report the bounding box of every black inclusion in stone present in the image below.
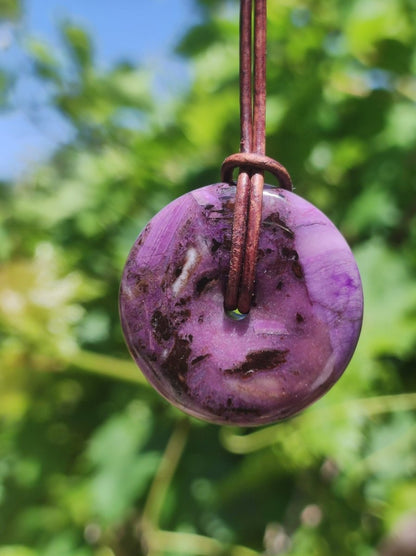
[191,354,210,365]
[263,212,294,238]
[161,336,192,393]
[211,238,222,253]
[282,247,299,260]
[224,349,289,376]
[292,261,304,279]
[196,274,218,295]
[296,313,305,323]
[151,310,173,342]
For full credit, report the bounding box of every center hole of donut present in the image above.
[226,308,248,321]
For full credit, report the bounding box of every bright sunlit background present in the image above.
[0,0,196,179]
[1,0,416,555]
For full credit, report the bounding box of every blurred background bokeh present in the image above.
[1,0,416,554]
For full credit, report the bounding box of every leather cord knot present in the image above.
[221,152,293,191]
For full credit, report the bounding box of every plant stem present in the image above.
[142,418,190,534]
[141,420,261,555]
[69,349,148,385]
[145,529,260,556]
[146,530,222,555]
[221,392,416,454]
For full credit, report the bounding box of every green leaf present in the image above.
[346,0,412,59]
[87,402,160,523]
[61,23,93,69]
[354,239,416,357]
[0,0,20,20]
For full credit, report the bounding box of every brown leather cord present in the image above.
[221,153,293,192]
[224,0,293,314]
[224,0,253,312]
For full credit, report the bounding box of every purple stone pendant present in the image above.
[119,183,363,426]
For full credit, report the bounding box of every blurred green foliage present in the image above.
[1,0,416,554]
[0,0,20,20]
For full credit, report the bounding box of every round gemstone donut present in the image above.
[119,183,363,426]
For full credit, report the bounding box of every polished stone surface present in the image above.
[120,184,363,426]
